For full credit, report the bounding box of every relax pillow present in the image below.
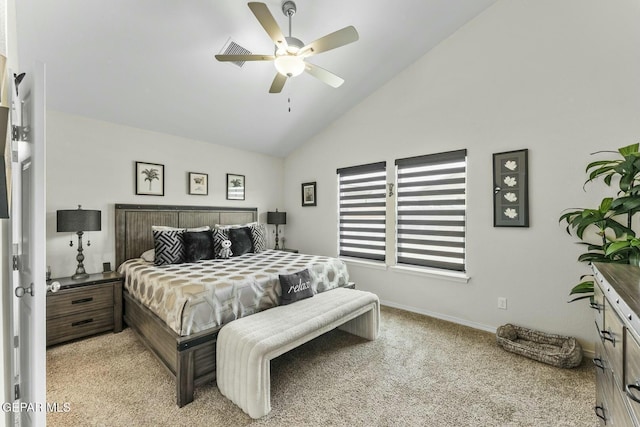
[183,231,215,263]
[279,269,314,305]
[153,229,185,265]
[228,227,254,257]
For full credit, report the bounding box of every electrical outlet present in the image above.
[498,297,507,310]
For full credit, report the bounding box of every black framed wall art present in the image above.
[493,149,529,227]
[135,161,164,196]
[301,182,317,206]
[226,173,245,200]
[188,172,208,195]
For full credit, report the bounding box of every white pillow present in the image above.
[141,249,155,262]
[151,225,211,232]
[214,222,257,230]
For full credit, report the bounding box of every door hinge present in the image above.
[12,125,23,141]
[12,244,19,270]
[13,335,18,348]
[14,384,19,400]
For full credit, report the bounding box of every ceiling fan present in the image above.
[215,1,359,93]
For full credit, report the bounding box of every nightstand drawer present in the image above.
[46,307,114,346]
[47,283,114,318]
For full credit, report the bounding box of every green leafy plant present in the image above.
[560,143,640,302]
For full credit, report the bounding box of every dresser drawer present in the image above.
[594,280,605,330]
[595,335,611,425]
[46,307,114,346]
[625,329,640,424]
[603,297,625,379]
[46,283,114,318]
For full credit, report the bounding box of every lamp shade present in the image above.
[267,211,286,225]
[57,207,101,232]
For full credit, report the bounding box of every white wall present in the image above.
[46,111,284,278]
[283,0,640,350]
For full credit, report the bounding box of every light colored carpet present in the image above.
[47,306,595,426]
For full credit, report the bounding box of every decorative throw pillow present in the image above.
[183,231,215,263]
[228,227,254,257]
[212,228,229,258]
[153,229,185,265]
[250,223,267,252]
[279,269,314,305]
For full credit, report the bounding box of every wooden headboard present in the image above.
[114,204,258,267]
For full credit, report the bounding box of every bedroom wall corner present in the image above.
[46,112,285,278]
[282,0,640,349]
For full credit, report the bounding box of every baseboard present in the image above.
[380,300,596,360]
[379,300,497,334]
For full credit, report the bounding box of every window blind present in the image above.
[395,149,467,271]
[337,161,386,261]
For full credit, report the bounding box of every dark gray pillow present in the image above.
[228,227,254,257]
[153,229,185,265]
[279,269,314,305]
[183,231,215,263]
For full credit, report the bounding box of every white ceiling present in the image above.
[15,0,496,157]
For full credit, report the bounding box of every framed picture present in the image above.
[493,149,529,227]
[188,172,208,195]
[135,161,164,196]
[226,173,245,200]
[301,182,317,207]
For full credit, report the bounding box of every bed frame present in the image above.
[114,203,258,407]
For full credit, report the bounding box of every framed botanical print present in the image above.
[226,173,245,200]
[301,182,317,206]
[493,149,529,227]
[188,172,208,195]
[135,161,164,196]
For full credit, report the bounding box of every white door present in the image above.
[9,62,47,427]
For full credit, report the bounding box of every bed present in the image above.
[114,204,351,407]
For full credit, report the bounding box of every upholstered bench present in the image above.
[216,287,380,419]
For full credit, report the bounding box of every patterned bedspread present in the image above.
[118,250,350,336]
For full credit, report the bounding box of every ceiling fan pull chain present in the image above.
[288,97,291,113]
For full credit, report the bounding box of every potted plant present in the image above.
[559,143,640,302]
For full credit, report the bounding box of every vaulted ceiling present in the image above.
[15,0,497,157]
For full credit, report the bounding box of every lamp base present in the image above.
[72,231,89,281]
[72,272,89,281]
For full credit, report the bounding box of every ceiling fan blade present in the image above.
[248,2,288,49]
[215,54,275,62]
[304,62,344,88]
[299,26,359,57]
[269,73,287,93]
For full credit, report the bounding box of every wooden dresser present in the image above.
[593,262,640,426]
[46,271,123,346]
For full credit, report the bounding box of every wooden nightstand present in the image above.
[46,271,123,346]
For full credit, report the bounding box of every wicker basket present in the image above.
[496,324,583,368]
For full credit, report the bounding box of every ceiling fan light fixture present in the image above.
[274,55,305,77]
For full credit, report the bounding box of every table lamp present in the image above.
[57,205,101,279]
[267,209,286,250]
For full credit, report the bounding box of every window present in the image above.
[337,162,387,261]
[395,149,467,271]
